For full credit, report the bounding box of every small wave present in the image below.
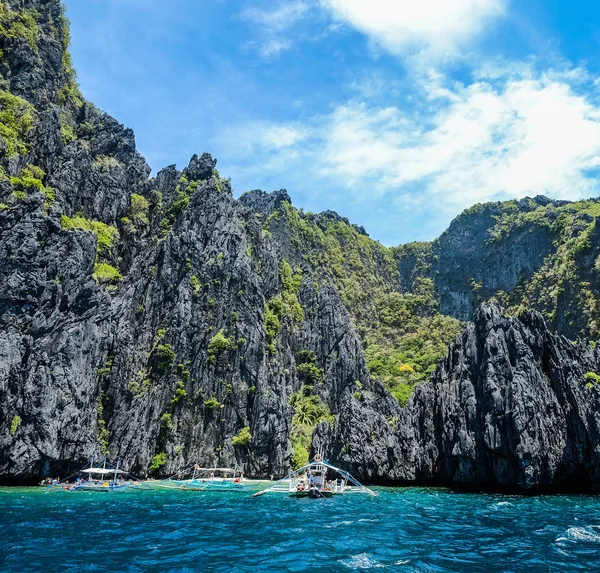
[339,553,386,569]
[324,520,354,529]
[557,526,600,544]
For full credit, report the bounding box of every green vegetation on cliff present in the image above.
[231,426,252,447]
[486,198,600,337]
[92,262,121,284]
[61,214,119,253]
[264,259,304,355]
[365,309,463,405]
[9,165,54,207]
[275,203,397,329]
[0,90,35,156]
[9,414,20,435]
[263,201,463,405]
[289,385,333,469]
[149,452,167,474]
[208,330,236,364]
[0,4,39,49]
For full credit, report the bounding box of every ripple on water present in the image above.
[3,487,600,572]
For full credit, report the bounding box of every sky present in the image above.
[62,0,600,246]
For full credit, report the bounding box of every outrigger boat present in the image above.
[153,465,255,491]
[252,453,376,498]
[45,457,147,493]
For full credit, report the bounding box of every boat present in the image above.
[45,457,147,493]
[252,453,376,498]
[153,465,256,491]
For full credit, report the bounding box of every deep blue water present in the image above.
[2,487,600,572]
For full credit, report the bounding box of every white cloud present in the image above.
[257,39,292,57]
[320,69,600,209]
[226,122,308,151]
[242,2,308,32]
[260,124,309,148]
[320,0,505,58]
[241,1,309,57]
[220,66,600,219]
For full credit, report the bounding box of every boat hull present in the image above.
[66,484,129,492]
[153,479,254,491]
[290,489,335,498]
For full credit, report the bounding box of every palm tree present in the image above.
[294,401,319,426]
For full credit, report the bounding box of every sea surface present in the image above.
[2,486,600,572]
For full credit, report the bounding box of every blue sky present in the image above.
[63,0,600,245]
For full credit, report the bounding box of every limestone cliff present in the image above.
[317,302,600,491]
[2,0,600,492]
[397,196,600,339]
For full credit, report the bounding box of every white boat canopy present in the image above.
[81,468,126,474]
[196,468,237,472]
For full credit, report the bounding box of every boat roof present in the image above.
[300,459,343,473]
[81,468,126,474]
[197,467,237,472]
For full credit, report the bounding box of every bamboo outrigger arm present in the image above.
[252,456,376,498]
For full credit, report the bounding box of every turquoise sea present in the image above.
[2,486,600,572]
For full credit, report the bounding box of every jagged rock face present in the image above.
[423,303,600,490]
[396,196,600,339]
[318,303,600,491]
[0,148,379,481]
[432,200,555,320]
[239,188,291,217]
[0,0,380,480]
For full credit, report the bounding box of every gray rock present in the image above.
[2,0,600,493]
[318,302,600,491]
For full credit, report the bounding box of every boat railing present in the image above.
[252,457,376,498]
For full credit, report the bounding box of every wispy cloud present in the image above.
[240,1,310,58]
[319,73,600,208]
[320,0,506,59]
[217,64,600,239]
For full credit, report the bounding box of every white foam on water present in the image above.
[557,525,600,544]
[339,553,386,569]
[324,520,355,529]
